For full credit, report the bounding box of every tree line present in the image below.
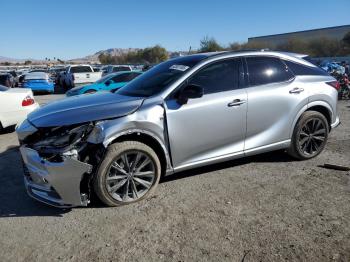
[98,45,168,65]
[198,32,350,57]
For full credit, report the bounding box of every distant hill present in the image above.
[69,48,188,63]
[0,56,43,64]
[1,48,189,64]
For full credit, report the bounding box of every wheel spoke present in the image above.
[131,180,138,199]
[302,139,311,153]
[136,158,151,172]
[311,139,319,151]
[134,171,154,178]
[107,174,127,181]
[121,154,130,172]
[122,179,130,201]
[313,128,326,136]
[130,152,142,171]
[108,179,127,193]
[111,162,128,175]
[299,136,309,146]
[133,177,152,189]
[300,131,308,137]
[313,135,325,142]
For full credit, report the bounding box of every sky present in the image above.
[0,0,349,60]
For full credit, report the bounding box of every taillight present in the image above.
[22,96,35,106]
[326,81,340,90]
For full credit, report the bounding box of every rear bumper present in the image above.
[20,146,92,208]
[23,83,54,92]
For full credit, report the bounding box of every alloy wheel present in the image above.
[298,118,327,156]
[106,151,156,202]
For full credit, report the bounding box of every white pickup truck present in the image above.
[61,65,102,89]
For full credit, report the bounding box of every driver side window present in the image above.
[188,58,243,95]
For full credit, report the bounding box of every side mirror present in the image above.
[177,84,203,105]
[105,80,112,86]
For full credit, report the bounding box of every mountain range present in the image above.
[1,48,187,64]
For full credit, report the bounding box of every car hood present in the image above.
[28,92,144,127]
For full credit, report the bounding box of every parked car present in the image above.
[23,72,54,93]
[0,73,15,88]
[7,71,20,87]
[102,65,132,76]
[61,65,103,89]
[17,50,339,208]
[0,85,39,130]
[66,71,142,96]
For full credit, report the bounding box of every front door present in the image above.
[165,58,247,169]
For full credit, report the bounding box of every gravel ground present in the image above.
[0,95,349,262]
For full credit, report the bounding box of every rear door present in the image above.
[165,58,248,169]
[244,56,309,152]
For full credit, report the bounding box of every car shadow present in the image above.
[0,146,293,217]
[0,148,70,218]
[161,150,294,183]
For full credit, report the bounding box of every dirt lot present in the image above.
[0,95,349,262]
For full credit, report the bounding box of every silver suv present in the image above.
[17,51,340,208]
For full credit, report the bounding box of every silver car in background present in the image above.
[17,50,340,208]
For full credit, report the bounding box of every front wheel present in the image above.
[94,141,161,207]
[288,111,329,160]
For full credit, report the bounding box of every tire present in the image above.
[84,89,96,94]
[288,111,329,160]
[94,141,161,207]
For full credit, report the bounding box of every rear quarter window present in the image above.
[283,60,329,76]
[246,56,294,86]
[70,66,93,73]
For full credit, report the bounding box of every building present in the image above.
[248,25,350,48]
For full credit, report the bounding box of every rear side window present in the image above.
[112,73,135,82]
[113,66,131,72]
[188,58,244,94]
[246,56,294,86]
[283,60,329,76]
[70,66,93,73]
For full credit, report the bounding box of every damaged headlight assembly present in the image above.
[32,123,94,157]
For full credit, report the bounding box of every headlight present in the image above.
[33,124,93,151]
[87,123,105,144]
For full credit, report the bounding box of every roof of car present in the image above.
[24,72,49,80]
[183,50,312,67]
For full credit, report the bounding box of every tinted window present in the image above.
[112,66,131,72]
[246,57,294,86]
[111,73,132,82]
[188,59,243,94]
[284,60,329,76]
[70,66,93,73]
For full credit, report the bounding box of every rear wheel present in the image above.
[94,141,161,207]
[288,111,329,160]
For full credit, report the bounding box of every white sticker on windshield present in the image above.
[170,65,189,71]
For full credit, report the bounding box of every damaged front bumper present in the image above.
[20,146,92,208]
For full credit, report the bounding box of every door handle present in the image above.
[228,99,246,107]
[289,87,304,94]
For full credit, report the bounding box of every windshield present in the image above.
[117,55,207,97]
